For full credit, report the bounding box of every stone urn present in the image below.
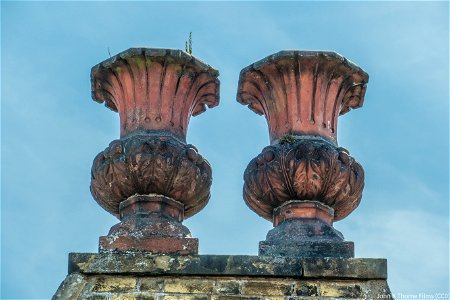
[237,50,368,257]
[90,48,219,254]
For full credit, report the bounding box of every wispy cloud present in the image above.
[337,209,449,294]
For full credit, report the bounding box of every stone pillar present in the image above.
[90,48,220,254]
[237,50,368,258]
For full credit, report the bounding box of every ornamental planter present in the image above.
[90,48,219,254]
[237,50,368,257]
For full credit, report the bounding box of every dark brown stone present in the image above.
[296,283,318,296]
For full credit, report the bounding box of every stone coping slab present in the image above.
[69,253,387,279]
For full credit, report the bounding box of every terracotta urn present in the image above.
[237,50,368,257]
[90,48,219,254]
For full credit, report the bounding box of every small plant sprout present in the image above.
[185,32,192,54]
[279,134,297,145]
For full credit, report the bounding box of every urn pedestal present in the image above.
[237,51,368,258]
[90,48,220,254]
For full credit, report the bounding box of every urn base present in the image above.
[99,194,199,255]
[259,240,354,258]
[259,201,354,258]
[99,236,199,255]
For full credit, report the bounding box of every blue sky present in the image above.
[2,1,449,299]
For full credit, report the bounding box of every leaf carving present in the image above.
[243,137,364,222]
[90,134,212,219]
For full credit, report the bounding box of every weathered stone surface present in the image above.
[98,194,200,254]
[68,253,387,279]
[164,278,215,294]
[259,215,354,258]
[301,257,388,279]
[54,265,392,299]
[214,280,241,295]
[241,279,294,296]
[259,240,354,258]
[99,235,199,255]
[69,253,303,277]
[58,253,391,299]
[91,276,137,293]
[52,273,87,300]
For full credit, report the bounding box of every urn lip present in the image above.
[237,49,370,144]
[91,47,220,112]
[237,49,369,119]
[239,50,369,83]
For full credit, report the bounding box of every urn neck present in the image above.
[119,194,185,222]
[273,200,334,227]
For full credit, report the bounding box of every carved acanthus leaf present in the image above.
[243,137,364,221]
[91,134,212,219]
